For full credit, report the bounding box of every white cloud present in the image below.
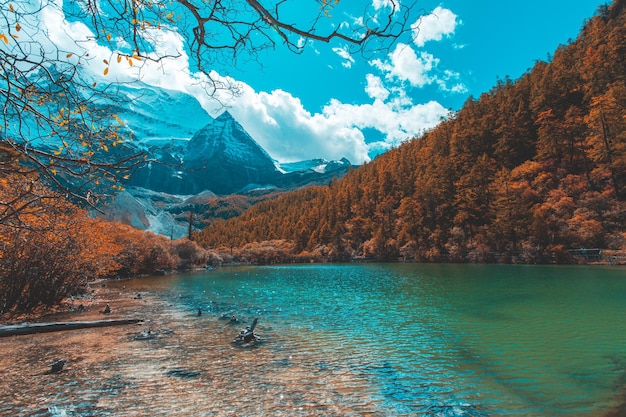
[371,43,437,87]
[221,86,448,163]
[21,0,450,165]
[194,77,448,164]
[436,69,468,94]
[28,0,195,92]
[365,74,390,101]
[367,38,467,97]
[322,98,448,143]
[412,6,458,47]
[332,45,356,68]
[372,0,398,11]
[220,87,371,163]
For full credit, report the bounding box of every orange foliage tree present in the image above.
[0,176,121,313]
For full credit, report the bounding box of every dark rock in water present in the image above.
[130,327,173,341]
[233,317,260,345]
[47,359,66,374]
[132,329,156,341]
[219,312,239,323]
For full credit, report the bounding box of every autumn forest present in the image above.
[195,1,626,264]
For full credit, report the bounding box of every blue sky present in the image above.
[18,0,606,164]
[212,0,604,163]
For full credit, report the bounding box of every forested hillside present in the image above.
[195,1,626,263]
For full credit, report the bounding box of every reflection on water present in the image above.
[1,263,625,416]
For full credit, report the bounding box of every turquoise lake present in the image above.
[2,263,626,416]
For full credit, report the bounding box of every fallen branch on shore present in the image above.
[0,318,144,338]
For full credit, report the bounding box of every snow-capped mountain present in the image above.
[97,84,353,237]
[126,110,282,195]
[180,111,281,194]
[125,108,353,196]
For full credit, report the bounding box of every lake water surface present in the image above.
[2,263,626,416]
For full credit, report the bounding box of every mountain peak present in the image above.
[174,111,279,193]
[186,111,272,164]
[216,110,235,122]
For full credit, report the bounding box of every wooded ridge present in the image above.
[195,1,626,264]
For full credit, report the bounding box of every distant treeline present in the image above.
[195,1,626,264]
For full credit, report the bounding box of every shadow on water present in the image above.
[365,361,491,417]
[601,355,626,417]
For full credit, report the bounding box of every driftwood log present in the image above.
[0,318,143,338]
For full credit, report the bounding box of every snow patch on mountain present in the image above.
[237,183,278,193]
[276,157,352,174]
[113,82,213,143]
[103,187,192,239]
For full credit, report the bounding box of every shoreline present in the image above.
[0,280,148,326]
[2,260,624,325]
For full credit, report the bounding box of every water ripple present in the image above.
[2,264,625,416]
